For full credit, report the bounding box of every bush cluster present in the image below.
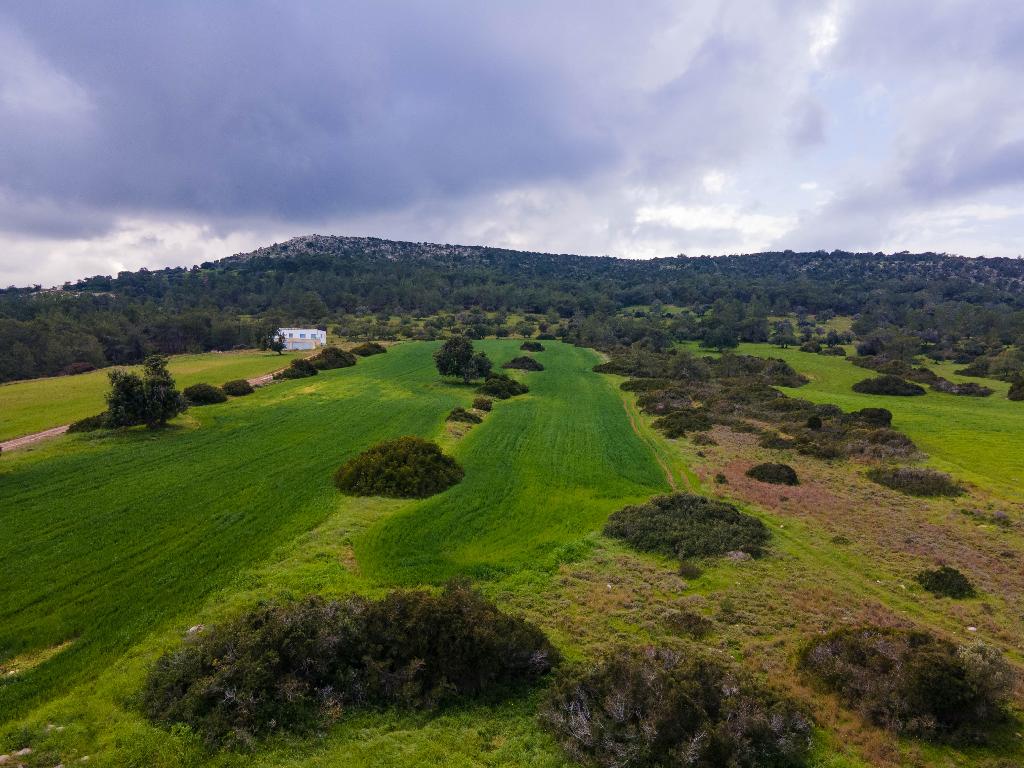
[447,406,482,424]
[799,627,1014,739]
[477,373,528,399]
[334,436,464,498]
[350,341,387,356]
[604,493,770,561]
[866,466,963,497]
[1009,378,1024,401]
[221,379,254,397]
[519,341,545,352]
[930,379,993,397]
[542,647,811,768]
[472,396,492,411]
[852,407,892,427]
[274,357,318,379]
[68,412,109,432]
[502,355,544,371]
[746,462,799,485]
[652,407,712,438]
[142,583,557,747]
[183,382,228,405]
[915,566,976,598]
[311,346,357,370]
[852,375,926,396]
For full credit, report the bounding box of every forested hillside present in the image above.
[3,235,1024,382]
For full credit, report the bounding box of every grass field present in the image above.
[0,350,306,442]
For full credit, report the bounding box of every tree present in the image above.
[434,337,492,382]
[770,320,798,348]
[262,329,286,355]
[106,355,187,429]
[701,326,739,352]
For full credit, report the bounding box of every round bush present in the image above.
[477,373,528,399]
[519,341,544,352]
[311,346,357,370]
[604,493,770,560]
[915,566,976,598]
[275,357,319,379]
[852,375,926,396]
[334,436,464,498]
[746,462,799,485]
[867,466,962,497]
[502,355,544,371]
[851,407,893,427]
[221,379,254,397]
[183,383,228,405]
[806,414,823,430]
[447,406,482,424]
[472,396,492,411]
[351,341,387,356]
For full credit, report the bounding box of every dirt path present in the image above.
[1,369,287,454]
[621,399,679,491]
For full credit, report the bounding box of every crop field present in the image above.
[2,339,1023,767]
[0,350,307,442]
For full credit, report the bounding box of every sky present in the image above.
[1,1,1023,287]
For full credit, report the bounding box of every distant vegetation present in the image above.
[142,584,556,748]
[604,493,770,562]
[867,466,963,497]
[915,565,976,598]
[800,627,1013,740]
[746,462,799,485]
[334,436,464,498]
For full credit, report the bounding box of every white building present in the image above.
[277,328,327,350]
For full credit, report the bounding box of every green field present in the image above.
[0,350,306,442]
[731,343,1024,497]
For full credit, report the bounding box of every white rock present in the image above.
[967,626,978,632]
[14,749,32,757]
[187,624,204,635]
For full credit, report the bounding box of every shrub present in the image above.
[714,472,728,484]
[690,432,717,446]
[143,583,556,747]
[604,493,770,560]
[536,333,557,340]
[867,466,963,497]
[652,408,712,438]
[275,357,319,379]
[68,412,108,432]
[1009,378,1024,401]
[106,355,187,429]
[851,407,892,427]
[916,566,976,598]
[930,379,993,397]
[310,346,357,370]
[447,406,482,424]
[351,341,387,356]
[819,345,847,356]
[852,375,926,396]
[519,341,545,352]
[221,379,254,397]
[477,373,528,399]
[472,397,492,411]
[183,383,228,405]
[806,415,822,430]
[799,627,1013,739]
[746,462,799,485]
[61,361,97,376]
[542,647,811,768]
[435,336,492,382]
[334,436,463,498]
[502,355,544,371]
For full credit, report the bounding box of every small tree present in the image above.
[106,369,148,428]
[262,329,286,355]
[106,355,187,429]
[434,337,492,383]
[770,320,798,349]
[701,326,739,352]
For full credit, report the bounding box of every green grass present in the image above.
[0,350,307,441]
[719,343,1024,497]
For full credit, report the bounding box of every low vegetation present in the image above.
[867,466,963,497]
[542,647,811,768]
[274,357,318,379]
[915,565,976,598]
[183,383,227,405]
[746,462,799,485]
[310,346,357,370]
[603,493,770,561]
[67,412,108,433]
[351,342,387,356]
[472,396,492,411]
[476,373,528,399]
[142,583,556,748]
[221,379,254,396]
[502,355,544,371]
[334,436,464,498]
[447,406,481,424]
[852,375,926,396]
[799,627,1014,740]
[519,341,544,352]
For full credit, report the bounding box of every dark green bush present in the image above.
[221,379,254,397]
[519,341,544,352]
[334,436,463,498]
[714,473,728,484]
[1009,378,1024,401]
[542,647,811,768]
[447,406,482,424]
[799,627,1013,739]
[799,340,821,353]
[502,355,544,371]
[310,346,357,370]
[746,463,799,485]
[143,584,557,747]
[604,493,770,560]
[852,375,926,396]
[819,345,847,356]
[472,397,492,411]
[274,357,319,379]
[351,342,387,356]
[183,383,228,405]
[68,412,109,432]
[915,566,976,598]
[930,379,993,397]
[806,415,822,430]
[652,408,712,438]
[477,373,528,399]
[851,407,892,427]
[536,333,557,340]
[867,466,962,497]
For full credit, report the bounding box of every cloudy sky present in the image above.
[2,1,1023,286]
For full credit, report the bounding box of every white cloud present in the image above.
[635,204,795,240]
[702,170,729,194]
